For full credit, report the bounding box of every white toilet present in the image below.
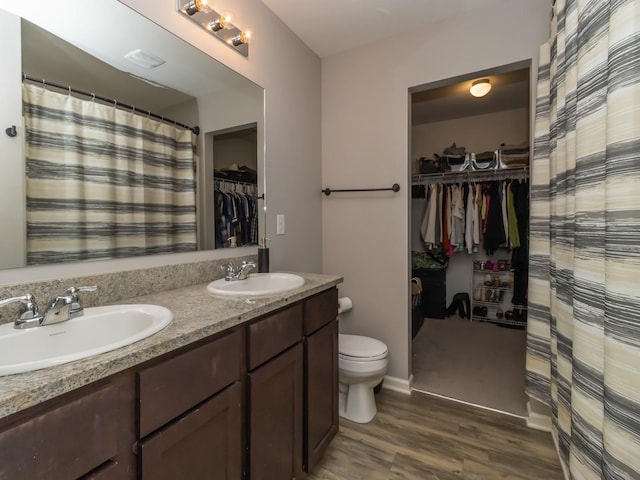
[338,333,388,424]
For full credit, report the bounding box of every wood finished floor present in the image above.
[308,389,563,480]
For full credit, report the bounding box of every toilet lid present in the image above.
[339,334,388,360]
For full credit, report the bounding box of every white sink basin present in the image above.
[207,273,305,297]
[0,304,172,376]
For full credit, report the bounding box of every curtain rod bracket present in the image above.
[5,125,17,138]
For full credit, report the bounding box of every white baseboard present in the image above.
[381,374,413,395]
[526,400,552,432]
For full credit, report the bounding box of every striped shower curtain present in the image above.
[526,0,640,478]
[23,83,197,265]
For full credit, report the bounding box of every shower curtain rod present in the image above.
[22,73,200,135]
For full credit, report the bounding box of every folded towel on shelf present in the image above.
[442,142,466,156]
[500,140,529,151]
[475,151,495,161]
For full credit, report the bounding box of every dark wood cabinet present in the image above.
[249,343,304,480]
[303,288,339,472]
[0,373,135,480]
[137,329,243,480]
[138,382,242,480]
[304,320,338,471]
[0,286,339,480]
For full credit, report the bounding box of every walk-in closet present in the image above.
[409,64,531,417]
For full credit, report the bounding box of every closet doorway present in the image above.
[408,62,531,417]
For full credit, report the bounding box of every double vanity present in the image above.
[0,269,342,479]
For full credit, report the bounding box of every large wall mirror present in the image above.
[0,1,264,271]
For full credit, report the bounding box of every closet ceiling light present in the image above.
[470,79,491,98]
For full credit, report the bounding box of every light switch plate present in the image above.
[276,214,285,235]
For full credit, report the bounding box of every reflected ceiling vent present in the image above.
[124,49,166,69]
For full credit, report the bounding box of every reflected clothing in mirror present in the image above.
[214,190,258,248]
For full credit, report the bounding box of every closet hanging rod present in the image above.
[22,73,200,135]
[322,183,400,196]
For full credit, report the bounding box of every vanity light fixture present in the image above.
[176,1,250,57]
[470,79,491,98]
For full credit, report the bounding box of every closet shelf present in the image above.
[412,166,528,185]
[474,299,511,306]
[472,315,527,327]
[473,269,514,275]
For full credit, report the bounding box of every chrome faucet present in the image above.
[0,285,97,329]
[222,261,256,281]
[0,294,42,329]
[41,294,73,326]
[236,261,256,280]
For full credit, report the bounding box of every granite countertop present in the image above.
[0,272,342,420]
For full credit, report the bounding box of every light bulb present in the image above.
[184,0,206,16]
[231,31,248,46]
[470,79,491,98]
[209,16,227,32]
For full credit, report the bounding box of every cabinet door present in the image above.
[249,343,303,480]
[0,374,134,480]
[139,382,242,480]
[304,319,338,472]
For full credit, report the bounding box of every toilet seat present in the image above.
[339,334,388,361]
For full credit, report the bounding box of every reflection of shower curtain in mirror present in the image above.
[22,83,197,265]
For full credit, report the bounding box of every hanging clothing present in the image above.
[483,182,506,255]
[510,179,529,306]
[443,186,452,255]
[450,184,465,248]
[465,185,479,253]
[420,184,440,249]
[214,188,258,248]
[507,183,520,248]
[500,182,509,246]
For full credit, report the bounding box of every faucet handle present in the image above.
[66,285,98,295]
[0,293,40,321]
[66,285,97,318]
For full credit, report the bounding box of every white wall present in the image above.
[0,0,322,284]
[0,10,25,269]
[322,1,549,380]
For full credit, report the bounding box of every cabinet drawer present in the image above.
[248,303,303,370]
[138,329,242,438]
[303,288,338,335]
[0,382,120,480]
